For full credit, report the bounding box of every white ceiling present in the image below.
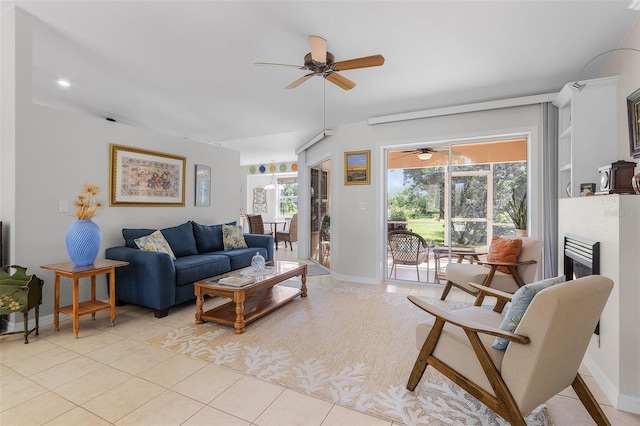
[2,1,638,165]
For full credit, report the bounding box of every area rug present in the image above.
[148,281,552,425]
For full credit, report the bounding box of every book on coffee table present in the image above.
[213,276,254,287]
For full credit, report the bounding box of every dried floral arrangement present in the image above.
[73,183,104,220]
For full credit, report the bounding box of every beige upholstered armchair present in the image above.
[407,275,613,425]
[441,237,542,301]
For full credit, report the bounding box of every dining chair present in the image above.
[275,214,298,250]
[246,214,273,236]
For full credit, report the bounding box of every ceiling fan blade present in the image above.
[255,62,303,69]
[333,54,385,71]
[309,35,327,63]
[285,73,313,89]
[325,72,356,90]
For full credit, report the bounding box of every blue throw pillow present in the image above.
[492,275,566,350]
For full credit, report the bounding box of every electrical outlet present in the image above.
[359,202,367,210]
[59,201,68,213]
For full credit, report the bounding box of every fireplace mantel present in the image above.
[558,194,640,413]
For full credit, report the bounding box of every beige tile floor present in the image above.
[1,246,638,425]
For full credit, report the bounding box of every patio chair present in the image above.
[246,214,273,236]
[275,214,298,251]
[440,237,541,303]
[388,230,429,282]
[407,275,613,425]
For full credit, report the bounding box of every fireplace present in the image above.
[564,233,601,334]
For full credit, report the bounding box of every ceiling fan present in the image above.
[395,148,454,160]
[255,35,385,90]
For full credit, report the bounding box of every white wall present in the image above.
[596,16,640,412]
[1,8,241,327]
[301,104,544,283]
[559,196,640,413]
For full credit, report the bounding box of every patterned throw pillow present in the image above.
[222,225,248,251]
[486,237,523,275]
[492,275,566,350]
[134,230,176,260]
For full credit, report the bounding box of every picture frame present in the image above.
[627,87,640,158]
[344,150,370,185]
[195,164,211,207]
[110,144,186,206]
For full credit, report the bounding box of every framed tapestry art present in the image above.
[110,144,186,206]
[344,150,370,185]
[628,88,640,158]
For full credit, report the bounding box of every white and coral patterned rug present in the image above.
[147,281,552,426]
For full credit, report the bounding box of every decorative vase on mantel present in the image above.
[66,219,101,266]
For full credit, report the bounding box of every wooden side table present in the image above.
[41,259,128,338]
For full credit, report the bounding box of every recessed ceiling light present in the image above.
[57,79,71,87]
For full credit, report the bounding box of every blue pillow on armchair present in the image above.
[492,275,566,350]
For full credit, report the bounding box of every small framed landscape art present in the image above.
[628,87,640,158]
[344,150,370,185]
[195,164,211,207]
[110,144,186,206]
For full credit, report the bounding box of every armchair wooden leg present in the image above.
[407,318,444,391]
[440,281,453,300]
[572,374,611,426]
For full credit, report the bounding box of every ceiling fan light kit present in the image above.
[257,35,384,91]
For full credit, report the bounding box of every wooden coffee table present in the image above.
[194,261,307,334]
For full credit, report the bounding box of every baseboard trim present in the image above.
[3,313,54,332]
[583,353,640,414]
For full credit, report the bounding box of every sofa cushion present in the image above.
[222,225,248,250]
[122,222,198,257]
[191,221,236,254]
[123,228,155,249]
[173,254,231,286]
[213,247,269,271]
[492,275,566,350]
[134,230,176,260]
[160,222,198,257]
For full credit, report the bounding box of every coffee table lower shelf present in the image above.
[199,286,302,331]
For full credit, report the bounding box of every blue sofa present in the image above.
[105,221,273,317]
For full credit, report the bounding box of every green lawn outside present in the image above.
[406,220,445,245]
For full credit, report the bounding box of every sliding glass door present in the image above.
[386,138,527,283]
[309,159,331,268]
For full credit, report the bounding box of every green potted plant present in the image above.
[507,191,527,236]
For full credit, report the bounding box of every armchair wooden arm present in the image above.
[468,282,514,311]
[474,259,536,289]
[408,295,529,345]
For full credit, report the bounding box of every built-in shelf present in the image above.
[552,76,618,198]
